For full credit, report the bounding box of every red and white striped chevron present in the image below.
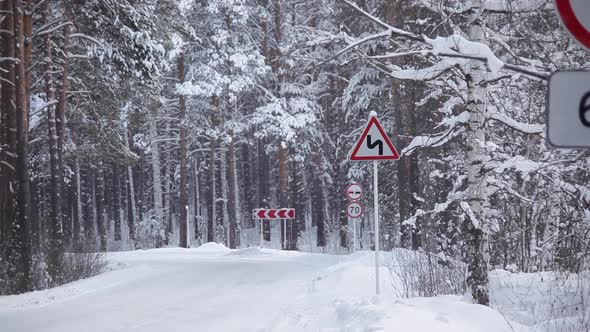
[252,208,295,219]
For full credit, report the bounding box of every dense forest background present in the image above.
[1,0,589,306]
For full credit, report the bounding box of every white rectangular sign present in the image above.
[548,71,590,147]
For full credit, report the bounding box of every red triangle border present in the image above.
[350,117,400,161]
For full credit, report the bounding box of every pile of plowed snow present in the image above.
[196,242,230,253]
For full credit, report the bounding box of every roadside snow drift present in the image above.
[1,246,518,332]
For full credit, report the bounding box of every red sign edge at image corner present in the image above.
[555,0,590,51]
[349,117,400,161]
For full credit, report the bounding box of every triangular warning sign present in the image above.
[350,117,400,161]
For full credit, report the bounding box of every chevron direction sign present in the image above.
[252,208,295,219]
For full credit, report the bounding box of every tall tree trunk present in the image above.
[228,137,240,248]
[56,22,71,250]
[193,157,201,241]
[256,139,270,241]
[113,164,121,241]
[273,0,290,250]
[45,30,63,280]
[278,143,289,249]
[96,161,107,251]
[465,11,490,306]
[82,165,95,245]
[257,0,271,243]
[124,122,137,241]
[241,138,254,229]
[104,167,113,235]
[208,101,218,243]
[0,0,21,294]
[137,150,145,224]
[289,162,303,250]
[73,152,83,250]
[385,0,415,250]
[178,52,188,248]
[163,126,172,245]
[312,150,325,247]
[149,118,164,235]
[13,0,31,291]
[220,145,230,246]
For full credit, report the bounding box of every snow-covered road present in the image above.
[0,245,513,332]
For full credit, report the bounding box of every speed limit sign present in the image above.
[548,71,590,147]
[346,201,364,219]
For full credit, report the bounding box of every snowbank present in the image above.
[490,269,590,332]
[328,296,512,332]
[0,264,143,312]
[196,242,230,253]
[225,247,269,257]
[2,248,584,332]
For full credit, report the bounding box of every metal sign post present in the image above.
[253,208,296,250]
[349,215,356,251]
[372,160,380,295]
[346,200,364,252]
[349,114,399,296]
[260,219,264,248]
[186,205,190,248]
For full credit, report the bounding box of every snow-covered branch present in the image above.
[415,0,552,14]
[402,112,470,156]
[69,33,102,45]
[337,0,550,80]
[487,113,545,136]
[35,22,73,38]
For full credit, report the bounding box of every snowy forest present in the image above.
[1,0,589,311]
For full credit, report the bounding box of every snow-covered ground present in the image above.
[0,245,586,332]
[490,269,590,332]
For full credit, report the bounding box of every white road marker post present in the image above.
[283,219,287,249]
[373,160,380,296]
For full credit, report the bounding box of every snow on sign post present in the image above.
[252,209,295,249]
[549,2,590,147]
[350,113,399,296]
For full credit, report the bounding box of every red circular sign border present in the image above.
[555,0,590,50]
[345,183,364,201]
[346,201,364,219]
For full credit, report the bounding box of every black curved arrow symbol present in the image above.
[367,135,383,155]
